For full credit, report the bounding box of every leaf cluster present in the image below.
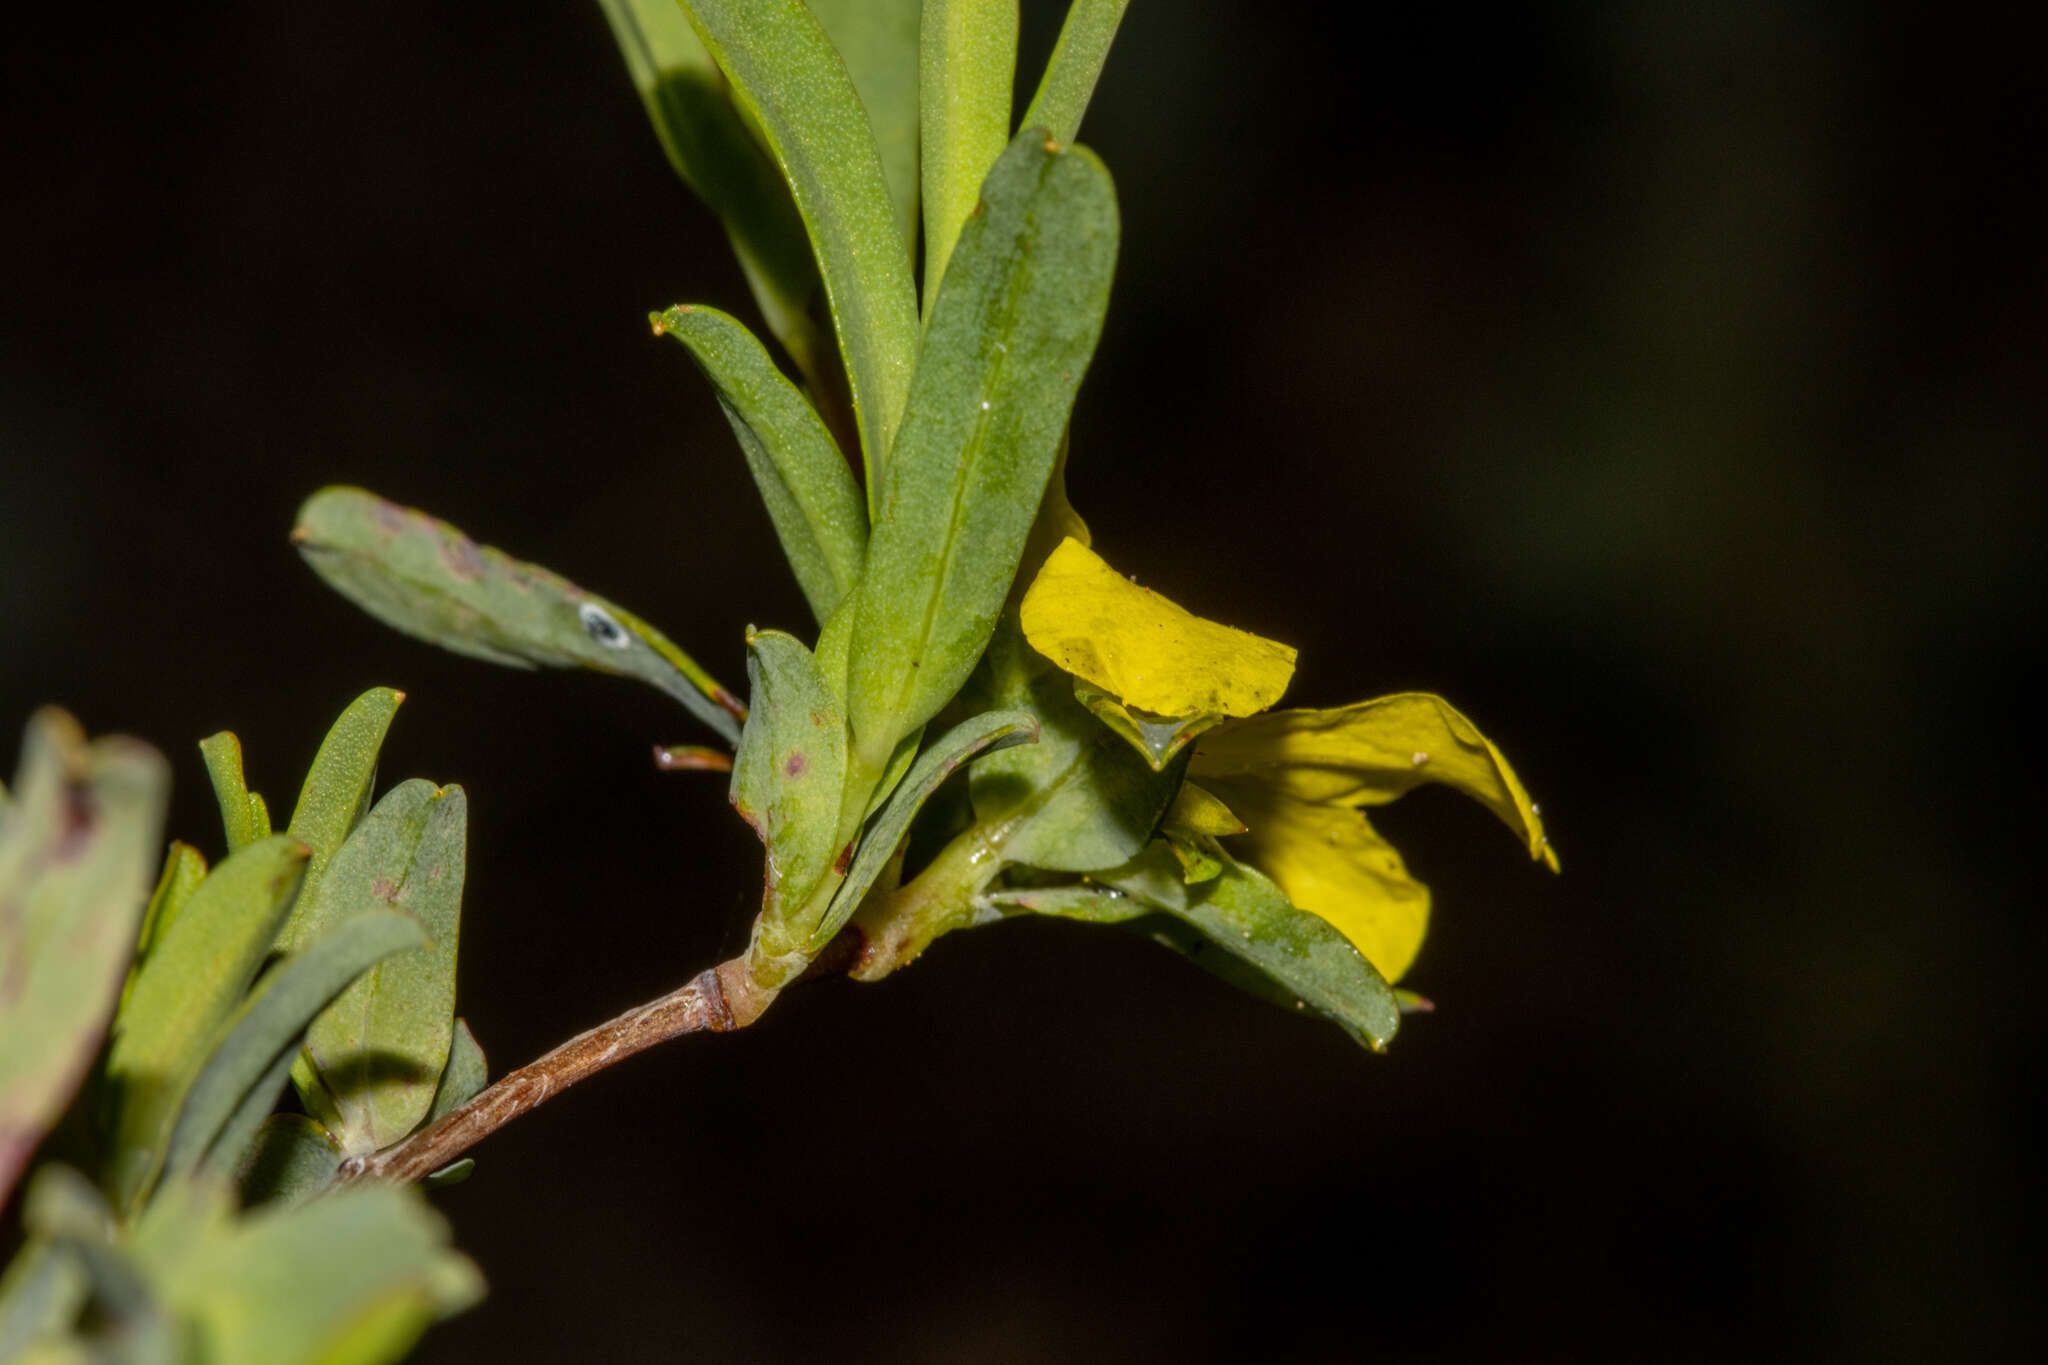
[1,697,484,1362]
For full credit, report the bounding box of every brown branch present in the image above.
[334,965,735,1187]
[334,931,865,1188]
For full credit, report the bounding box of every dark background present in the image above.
[4,1,2040,1360]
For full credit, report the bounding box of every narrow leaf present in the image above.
[919,0,1019,313]
[166,910,428,1179]
[279,686,403,952]
[244,791,271,840]
[653,305,867,621]
[294,489,743,744]
[198,1043,300,1187]
[845,131,1119,772]
[595,0,833,395]
[103,834,309,1216]
[730,631,848,924]
[424,1019,487,1127]
[198,732,261,853]
[295,782,468,1155]
[816,709,1039,946]
[1020,0,1131,143]
[809,0,923,259]
[0,712,170,1213]
[124,847,205,1022]
[682,0,923,492]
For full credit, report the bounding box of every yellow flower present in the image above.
[1020,537,1556,983]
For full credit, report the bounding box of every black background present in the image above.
[4,2,2041,1360]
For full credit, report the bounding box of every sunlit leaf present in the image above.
[846,131,1119,777]
[816,709,1039,946]
[104,835,309,1216]
[1162,781,1245,838]
[1019,0,1130,143]
[652,305,866,622]
[1190,692,1558,869]
[293,491,743,744]
[199,732,262,854]
[293,782,467,1155]
[0,711,170,1208]
[278,686,403,954]
[680,0,922,493]
[731,630,849,931]
[918,0,1019,313]
[1020,537,1297,720]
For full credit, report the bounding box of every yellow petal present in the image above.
[1019,538,1297,719]
[1191,692,1558,871]
[1207,781,1431,982]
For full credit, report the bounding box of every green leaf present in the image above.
[245,792,271,841]
[197,1044,301,1193]
[1020,0,1130,144]
[103,834,309,1216]
[0,711,170,1209]
[919,0,1019,314]
[1071,681,1224,771]
[0,1240,88,1359]
[165,910,429,1180]
[815,708,1038,946]
[149,1183,481,1365]
[236,1115,340,1211]
[278,686,403,953]
[963,619,1178,873]
[21,1167,170,1353]
[294,783,467,1156]
[978,883,1146,924]
[595,0,834,400]
[198,732,262,853]
[809,0,923,260]
[424,1019,487,1127]
[652,305,867,622]
[1132,852,1402,1051]
[294,490,744,745]
[731,631,848,928]
[681,0,923,496]
[844,130,1119,773]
